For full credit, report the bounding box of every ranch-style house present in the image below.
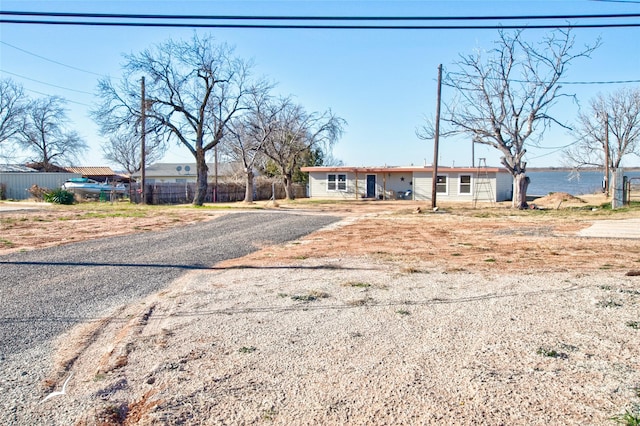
[301,165,513,202]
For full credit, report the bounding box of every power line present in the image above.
[1,10,640,29]
[3,18,640,30]
[0,41,106,77]
[591,0,640,4]
[526,143,578,160]
[0,69,94,95]
[445,71,640,85]
[561,79,640,84]
[2,19,640,29]
[2,10,640,21]
[22,88,92,107]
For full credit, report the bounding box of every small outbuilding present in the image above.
[0,164,80,200]
[301,165,513,202]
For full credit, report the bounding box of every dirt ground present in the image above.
[3,194,640,424]
[2,193,639,273]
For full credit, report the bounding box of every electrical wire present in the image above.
[591,0,640,4]
[22,88,92,107]
[445,71,640,86]
[2,10,640,21]
[2,19,640,29]
[0,69,94,95]
[1,10,640,29]
[0,41,106,77]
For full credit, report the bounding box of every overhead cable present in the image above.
[0,69,94,94]
[2,19,640,29]
[2,10,640,21]
[446,71,640,85]
[1,10,640,29]
[0,41,106,77]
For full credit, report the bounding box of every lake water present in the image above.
[527,170,640,196]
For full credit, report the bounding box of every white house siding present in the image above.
[414,173,460,201]
[470,171,495,203]
[303,167,513,202]
[308,172,358,199]
[0,172,81,200]
[409,171,512,202]
[412,172,431,200]
[495,172,513,201]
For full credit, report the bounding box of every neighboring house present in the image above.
[0,164,80,200]
[131,162,244,184]
[301,165,513,202]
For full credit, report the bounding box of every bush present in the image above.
[43,188,75,205]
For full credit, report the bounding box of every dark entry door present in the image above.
[366,175,376,198]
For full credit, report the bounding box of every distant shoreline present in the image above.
[528,167,640,172]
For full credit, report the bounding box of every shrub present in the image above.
[43,188,75,205]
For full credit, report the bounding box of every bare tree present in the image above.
[0,78,27,149]
[101,128,167,175]
[420,29,598,208]
[17,96,87,170]
[321,151,344,167]
[224,90,281,203]
[93,34,259,205]
[263,101,345,200]
[564,88,640,191]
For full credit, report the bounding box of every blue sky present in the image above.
[1,0,639,169]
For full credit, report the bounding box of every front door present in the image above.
[366,175,376,198]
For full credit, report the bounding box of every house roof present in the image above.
[24,162,70,172]
[301,165,507,173]
[0,164,38,173]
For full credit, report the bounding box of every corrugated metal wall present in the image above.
[0,173,80,200]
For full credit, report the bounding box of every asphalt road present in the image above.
[0,211,339,357]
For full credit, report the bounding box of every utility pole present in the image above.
[140,77,146,204]
[214,144,218,202]
[431,64,443,210]
[604,112,610,198]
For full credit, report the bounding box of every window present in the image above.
[436,175,447,194]
[459,175,472,194]
[327,173,347,191]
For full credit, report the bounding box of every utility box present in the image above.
[612,168,625,209]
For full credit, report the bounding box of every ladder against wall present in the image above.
[473,158,495,207]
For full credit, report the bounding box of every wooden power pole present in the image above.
[431,64,443,210]
[604,113,610,198]
[140,77,146,204]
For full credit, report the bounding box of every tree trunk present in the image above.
[193,149,209,206]
[243,168,254,203]
[513,172,529,209]
[283,174,294,200]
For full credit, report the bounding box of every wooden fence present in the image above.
[627,177,640,203]
[127,180,306,204]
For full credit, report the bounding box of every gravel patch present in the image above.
[15,257,640,425]
[0,212,339,425]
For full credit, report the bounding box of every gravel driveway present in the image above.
[0,211,339,424]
